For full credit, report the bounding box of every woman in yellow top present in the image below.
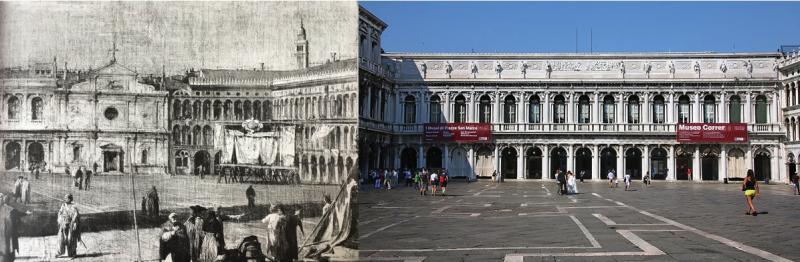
[742,169,760,216]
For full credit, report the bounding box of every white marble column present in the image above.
[616,145,624,177]
[745,92,752,123]
[593,92,600,124]
[542,144,550,180]
[494,92,501,124]
[444,144,450,171]
[443,92,450,123]
[693,146,701,181]
[617,93,624,124]
[567,144,574,173]
[719,92,726,123]
[394,91,402,123]
[468,147,475,179]
[643,145,650,178]
[694,93,701,123]
[720,145,727,181]
[567,93,574,125]
[418,144,425,169]
[516,145,524,179]
[667,145,676,181]
[667,93,675,124]
[592,144,600,180]
[494,145,500,175]
[543,93,550,124]
[643,93,650,124]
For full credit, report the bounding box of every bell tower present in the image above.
[294,18,309,69]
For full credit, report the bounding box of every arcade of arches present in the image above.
[366,143,779,182]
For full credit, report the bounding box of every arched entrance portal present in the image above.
[27,142,44,169]
[101,144,124,172]
[550,147,567,179]
[426,147,443,169]
[194,151,210,176]
[675,146,693,180]
[400,148,417,170]
[788,153,797,181]
[475,146,495,178]
[754,149,771,181]
[650,148,668,180]
[5,142,21,170]
[575,147,592,180]
[450,147,471,178]
[526,147,542,179]
[727,148,746,180]
[600,147,617,179]
[501,147,517,179]
[625,148,642,180]
[701,146,720,181]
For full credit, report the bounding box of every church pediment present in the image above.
[93,61,137,76]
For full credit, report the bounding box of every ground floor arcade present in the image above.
[362,141,788,183]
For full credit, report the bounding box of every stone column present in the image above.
[617,93,624,125]
[468,146,475,180]
[668,145,676,181]
[770,92,778,124]
[542,92,550,124]
[517,94,524,125]
[394,91,402,123]
[468,93,475,122]
[567,93,574,125]
[542,144,550,180]
[444,144,450,171]
[693,146,701,181]
[516,145,524,180]
[694,93,701,123]
[494,92,501,124]
[418,144,425,169]
[719,92,726,123]
[619,145,625,176]
[566,144,574,174]
[643,93,650,124]
[720,145,727,182]
[745,92,752,123]
[393,146,401,170]
[667,93,674,124]
[592,144,600,180]
[443,92,450,123]
[593,92,600,124]
[494,145,500,175]
[643,145,650,178]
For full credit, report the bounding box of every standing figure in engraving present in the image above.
[56,194,81,258]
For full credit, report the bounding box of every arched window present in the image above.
[429,95,441,123]
[141,149,148,164]
[755,95,768,123]
[7,96,20,119]
[31,97,43,120]
[553,95,566,123]
[503,95,516,123]
[652,95,665,124]
[678,95,691,123]
[729,95,742,123]
[175,151,189,167]
[454,95,467,123]
[479,95,492,123]
[213,101,222,120]
[173,100,182,119]
[528,95,541,123]
[602,95,615,124]
[703,95,716,123]
[578,95,590,123]
[628,95,640,124]
[403,95,416,124]
[173,125,181,145]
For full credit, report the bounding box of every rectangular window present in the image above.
[404,103,415,124]
[703,104,716,123]
[678,104,691,123]
[504,104,516,123]
[430,103,441,123]
[628,104,640,123]
[454,104,466,123]
[554,104,565,123]
[729,103,741,123]
[579,104,590,123]
[653,104,665,124]
[603,104,615,123]
[529,105,541,123]
[755,104,768,124]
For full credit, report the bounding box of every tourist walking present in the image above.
[404,169,412,187]
[624,171,632,191]
[492,170,498,183]
[56,194,81,258]
[83,169,92,191]
[439,171,448,195]
[607,170,615,188]
[556,169,567,195]
[246,185,256,208]
[430,171,439,196]
[792,173,800,195]
[579,170,585,183]
[643,171,651,187]
[159,213,191,262]
[567,171,578,194]
[742,170,760,216]
[384,169,393,190]
[421,169,430,195]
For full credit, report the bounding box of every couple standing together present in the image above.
[555,169,578,195]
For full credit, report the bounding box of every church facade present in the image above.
[1,57,170,174]
[359,6,793,183]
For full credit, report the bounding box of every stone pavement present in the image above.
[1,172,338,261]
[358,180,800,262]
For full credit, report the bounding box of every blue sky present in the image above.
[361,2,800,53]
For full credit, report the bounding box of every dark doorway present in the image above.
[600,147,617,179]
[194,151,210,176]
[754,150,771,181]
[550,147,567,179]
[427,147,443,169]
[27,142,44,168]
[400,148,417,170]
[650,148,668,180]
[676,148,692,180]
[701,147,719,181]
[575,147,592,180]
[502,147,518,179]
[526,147,542,179]
[5,142,21,170]
[625,148,642,179]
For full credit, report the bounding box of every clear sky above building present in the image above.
[0,1,357,74]
[361,1,800,54]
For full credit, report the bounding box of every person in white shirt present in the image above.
[430,172,439,196]
[607,170,615,188]
[624,172,632,191]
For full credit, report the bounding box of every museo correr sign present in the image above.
[676,123,749,143]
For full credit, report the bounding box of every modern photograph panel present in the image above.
[1,1,358,261]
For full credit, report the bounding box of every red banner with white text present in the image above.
[424,123,492,143]
[676,123,748,143]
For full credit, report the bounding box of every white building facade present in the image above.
[779,49,800,179]
[359,6,789,183]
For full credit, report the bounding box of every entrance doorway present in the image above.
[727,148,746,180]
[675,147,692,180]
[754,149,771,181]
[101,144,124,172]
[575,147,592,180]
[600,147,617,179]
[450,147,471,178]
[625,148,642,179]
[427,147,443,169]
[501,147,518,179]
[400,148,417,170]
[788,153,796,181]
[550,147,567,179]
[650,148,668,180]
[4,142,21,170]
[526,147,542,179]
[701,146,719,181]
[27,142,44,168]
[194,151,210,176]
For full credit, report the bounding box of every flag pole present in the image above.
[129,150,142,261]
